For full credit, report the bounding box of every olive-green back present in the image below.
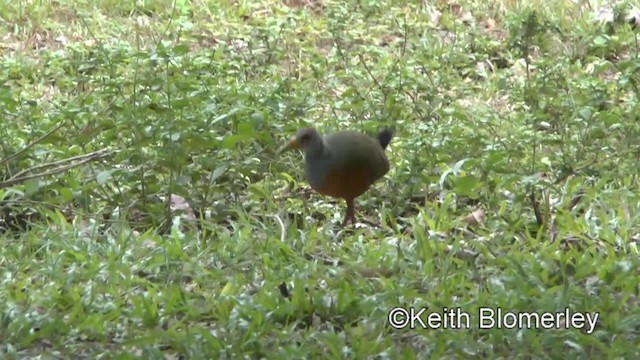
[323,131,390,183]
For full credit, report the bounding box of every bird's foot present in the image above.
[358,218,381,228]
[339,211,358,227]
[340,217,356,228]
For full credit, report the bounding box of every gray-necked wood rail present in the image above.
[278,127,393,226]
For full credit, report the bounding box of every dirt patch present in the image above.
[283,0,324,11]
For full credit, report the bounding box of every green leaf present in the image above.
[24,179,42,196]
[238,121,254,135]
[172,43,190,55]
[222,134,251,148]
[211,166,227,182]
[248,184,268,198]
[251,112,265,123]
[96,170,113,186]
[452,158,471,174]
[59,187,74,202]
[578,107,592,121]
[280,172,296,183]
[210,108,241,126]
[453,175,482,198]
[221,282,237,296]
[593,35,608,46]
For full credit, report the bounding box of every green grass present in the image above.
[1,0,640,358]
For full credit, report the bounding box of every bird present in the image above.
[278,127,393,227]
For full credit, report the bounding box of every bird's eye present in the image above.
[300,134,310,141]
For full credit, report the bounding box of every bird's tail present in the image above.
[377,129,393,150]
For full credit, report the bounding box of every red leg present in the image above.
[341,198,356,227]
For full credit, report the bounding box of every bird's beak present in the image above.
[277,136,300,154]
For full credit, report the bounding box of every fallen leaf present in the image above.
[461,208,485,227]
[170,194,197,224]
[356,267,396,278]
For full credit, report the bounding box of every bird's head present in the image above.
[277,127,322,154]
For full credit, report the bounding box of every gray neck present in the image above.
[304,144,332,189]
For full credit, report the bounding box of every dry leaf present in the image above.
[356,267,396,278]
[170,194,197,225]
[484,18,496,32]
[428,9,442,26]
[449,3,462,16]
[445,245,479,260]
[462,208,485,227]
[460,11,474,25]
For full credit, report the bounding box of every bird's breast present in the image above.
[304,154,331,190]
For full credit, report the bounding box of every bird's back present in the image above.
[323,131,390,181]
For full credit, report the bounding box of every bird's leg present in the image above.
[341,198,356,227]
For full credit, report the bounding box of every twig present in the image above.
[553,153,599,185]
[404,90,426,121]
[268,214,287,244]
[0,122,66,166]
[402,19,408,57]
[529,188,544,227]
[358,54,385,92]
[484,121,511,154]
[397,17,408,58]
[9,149,112,180]
[329,26,369,123]
[0,149,112,189]
[566,192,585,212]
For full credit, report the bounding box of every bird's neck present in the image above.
[305,143,327,159]
[304,144,331,189]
